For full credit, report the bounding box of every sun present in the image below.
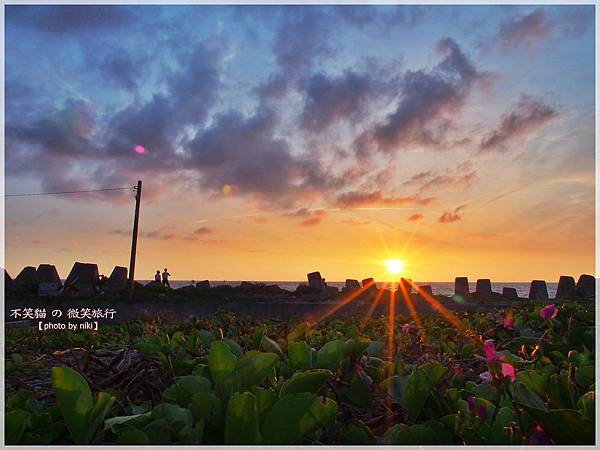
[384,259,404,276]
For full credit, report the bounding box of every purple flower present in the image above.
[402,323,411,335]
[540,304,558,321]
[477,404,487,420]
[467,396,476,411]
[479,371,492,382]
[529,424,552,444]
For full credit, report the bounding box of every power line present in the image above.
[5,186,134,197]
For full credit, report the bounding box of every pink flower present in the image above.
[479,371,492,382]
[529,424,552,444]
[484,339,498,362]
[402,323,411,335]
[502,311,514,329]
[540,304,558,321]
[483,339,516,381]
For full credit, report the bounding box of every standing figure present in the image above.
[154,270,161,283]
[162,268,171,288]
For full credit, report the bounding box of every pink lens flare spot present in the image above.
[134,145,146,154]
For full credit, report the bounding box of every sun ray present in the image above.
[407,280,469,334]
[308,280,375,325]
[387,287,396,372]
[360,282,389,331]
[397,279,423,331]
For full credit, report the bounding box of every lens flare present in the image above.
[134,144,145,154]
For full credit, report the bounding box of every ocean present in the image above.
[140,280,559,298]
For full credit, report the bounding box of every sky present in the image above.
[4,4,596,282]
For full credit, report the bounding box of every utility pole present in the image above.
[128,180,142,299]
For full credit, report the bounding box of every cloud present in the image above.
[334,190,435,209]
[110,228,174,240]
[282,208,327,227]
[403,162,477,191]
[98,49,146,91]
[300,70,388,132]
[7,5,133,33]
[493,8,553,54]
[480,94,558,152]
[193,226,213,235]
[187,108,335,206]
[354,38,490,156]
[487,7,593,54]
[408,213,424,221]
[257,7,333,97]
[438,204,467,223]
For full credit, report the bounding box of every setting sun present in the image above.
[384,259,405,275]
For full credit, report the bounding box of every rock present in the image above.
[325,286,339,295]
[145,280,165,289]
[65,262,100,296]
[419,285,433,296]
[555,275,576,300]
[239,281,255,291]
[36,264,62,286]
[455,277,469,297]
[576,274,595,299]
[475,279,492,297]
[39,282,61,297]
[196,280,210,290]
[107,266,128,288]
[5,269,13,288]
[345,279,361,290]
[528,280,549,303]
[15,266,39,291]
[178,285,197,295]
[307,271,326,291]
[361,278,376,289]
[502,287,518,300]
[399,278,413,294]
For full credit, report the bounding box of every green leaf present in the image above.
[316,340,346,370]
[51,366,93,444]
[209,341,237,385]
[104,413,152,433]
[197,329,214,346]
[404,362,447,421]
[338,421,376,445]
[163,376,212,406]
[577,391,595,419]
[253,387,277,420]
[575,366,594,390]
[116,428,152,445]
[491,407,517,445]
[262,393,337,444]
[234,352,279,390]
[87,392,115,440]
[224,392,261,444]
[288,341,312,371]
[224,338,244,359]
[5,409,29,445]
[514,382,594,445]
[404,363,448,420]
[279,369,332,398]
[366,341,384,357]
[515,370,547,399]
[380,375,408,405]
[151,403,194,441]
[344,338,370,361]
[260,336,283,357]
[380,423,448,445]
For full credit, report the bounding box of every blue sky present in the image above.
[4,5,596,281]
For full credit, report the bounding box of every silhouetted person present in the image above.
[162,268,171,288]
[154,270,161,282]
